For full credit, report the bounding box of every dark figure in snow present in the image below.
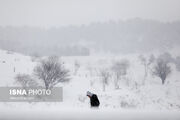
[86,91,100,107]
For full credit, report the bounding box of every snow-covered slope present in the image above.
[0,49,180,111]
[0,50,35,86]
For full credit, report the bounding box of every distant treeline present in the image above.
[0,18,180,56]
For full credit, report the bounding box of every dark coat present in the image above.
[90,94,100,107]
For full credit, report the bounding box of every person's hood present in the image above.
[86,91,93,97]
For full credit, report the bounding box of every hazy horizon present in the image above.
[0,19,179,56]
[0,0,180,56]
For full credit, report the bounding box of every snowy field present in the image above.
[0,49,180,119]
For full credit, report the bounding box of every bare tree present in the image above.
[139,54,155,85]
[34,56,70,89]
[111,59,130,89]
[99,68,111,91]
[15,74,38,89]
[152,58,171,85]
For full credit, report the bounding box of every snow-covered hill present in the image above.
[0,49,180,111]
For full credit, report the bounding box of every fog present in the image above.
[0,19,180,56]
[0,0,180,56]
[0,0,180,27]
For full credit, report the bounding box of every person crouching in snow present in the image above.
[86,91,100,107]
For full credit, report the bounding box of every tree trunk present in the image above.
[45,81,49,89]
[162,79,165,85]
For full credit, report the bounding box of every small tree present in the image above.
[112,59,130,89]
[139,54,155,85]
[34,56,70,89]
[152,58,171,85]
[99,68,111,92]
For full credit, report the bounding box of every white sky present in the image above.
[0,0,180,27]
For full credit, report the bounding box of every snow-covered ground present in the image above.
[0,49,180,119]
[1,108,180,120]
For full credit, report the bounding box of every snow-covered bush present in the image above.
[15,73,38,88]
